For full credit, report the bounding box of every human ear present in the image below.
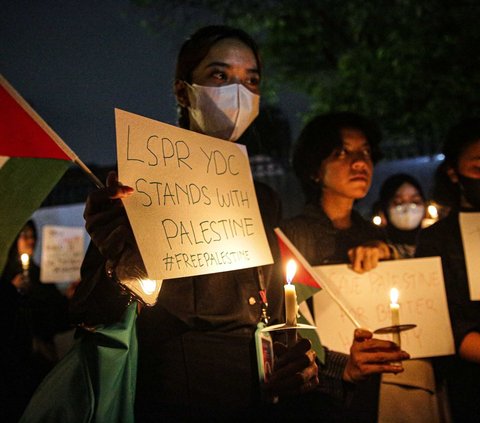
[174,80,190,108]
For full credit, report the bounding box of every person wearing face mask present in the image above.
[67,27,409,422]
[416,118,480,423]
[374,174,451,423]
[378,173,426,259]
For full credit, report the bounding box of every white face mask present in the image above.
[186,83,260,141]
[388,203,425,230]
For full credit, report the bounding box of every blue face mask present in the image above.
[458,174,480,209]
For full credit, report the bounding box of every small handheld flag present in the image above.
[0,74,103,274]
[274,228,361,328]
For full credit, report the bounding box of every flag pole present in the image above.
[274,228,362,329]
[73,157,105,189]
[0,74,105,189]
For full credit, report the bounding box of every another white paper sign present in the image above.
[40,225,85,283]
[459,212,480,300]
[115,109,273,282]
[313,257,454,358]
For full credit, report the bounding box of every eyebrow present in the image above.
[204,61,260,74]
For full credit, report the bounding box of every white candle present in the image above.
[285,260,298,326]
[390,288,401,346]
[20,253,30,271]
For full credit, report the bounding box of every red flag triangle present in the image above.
[0,75,72,161]
[274,227,322,289]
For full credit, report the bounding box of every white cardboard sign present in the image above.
[312,257,454,358]
[459,212,480,301]
[115,109,273,282]
[40,225,85,283]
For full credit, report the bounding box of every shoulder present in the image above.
[418,212,458,241]
[281,214,311,236]
[416,213,459,257]
[351,210,386,240]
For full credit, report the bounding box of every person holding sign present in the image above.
[416,118,480,423]
[373,173,450,423]
[281,112,411,422]
[72,26,325,421]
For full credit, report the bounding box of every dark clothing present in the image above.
[281,203,388,423]
[282,203,387,266]
[416,210,480,423]
[72,182,347,421]
[73,182,283,419]
[384,224,419,258]
[0,258,70,423]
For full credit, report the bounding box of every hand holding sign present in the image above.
[312,257,454,358]
[114,109,273,304]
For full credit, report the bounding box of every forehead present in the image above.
[195,38,259,72]
[394,182,420,197]
[340,128,368,146]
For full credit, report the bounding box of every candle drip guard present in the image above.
[373,323,417,335]
[259,322,317,333]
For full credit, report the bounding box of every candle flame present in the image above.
[427,204,438,219]
[139,279,157,295]
[20,253,29,267]
[286,259,297,284]
[390,287,399,305]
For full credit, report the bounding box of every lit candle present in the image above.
[390,288,401,346]
[20,253,30,271]
[285,259,298,326]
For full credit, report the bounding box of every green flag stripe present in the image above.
[295,283,321,304]
[0,157,70,274]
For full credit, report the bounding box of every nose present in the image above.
[230,75,242,85]
[350,152,370,169]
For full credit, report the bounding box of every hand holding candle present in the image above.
[390,287,401,346]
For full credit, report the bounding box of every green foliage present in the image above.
[132,0,480,159]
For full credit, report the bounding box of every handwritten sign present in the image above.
[459,212,480,300]
[115,109,273,283]
[40,225,85,283]
[312,257,454,358]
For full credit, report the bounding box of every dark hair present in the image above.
[379,173,425,215]
[292,112,382,203]
[443,117,480,169]
[431,118,480,208]
[175,25,262,129]
[6,220,37,265]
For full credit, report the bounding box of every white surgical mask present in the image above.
[186,83,260,141]
[388,203,425,230]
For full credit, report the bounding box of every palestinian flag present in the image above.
[274,227,325,361]
[274,227,322,304]
[274,227,361,329]
[0,75,73,274]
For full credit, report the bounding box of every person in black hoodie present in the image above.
[378,173,426,258]
[0,220,70,422]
